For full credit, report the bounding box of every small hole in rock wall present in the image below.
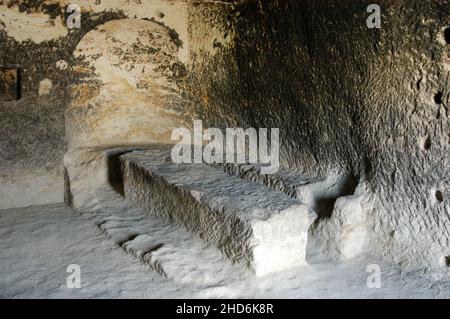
[422,136,431,150]
[435,190,443,203]
[434,91,443,104]
[444,27,450,44]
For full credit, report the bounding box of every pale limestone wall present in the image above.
[66,18,186,150]
[0,0,200,209]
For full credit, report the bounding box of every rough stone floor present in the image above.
[0,203,449,299]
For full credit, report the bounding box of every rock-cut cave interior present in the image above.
[0,0,449,299]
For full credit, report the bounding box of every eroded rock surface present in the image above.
[67,18,187,149]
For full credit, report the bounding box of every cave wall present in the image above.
[186,0,450,272]
[0,0,192,209]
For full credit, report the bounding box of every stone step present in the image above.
[212,162,359,218]
[89,186,246,288]
[212,162,368,264]
[210,162,317,199]
[120,148,316,276]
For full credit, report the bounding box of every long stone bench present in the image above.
[120,148,316,276]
